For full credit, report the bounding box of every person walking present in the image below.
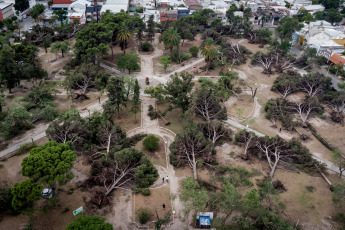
[162,177,165,183]
[162,203,166,209]
[166,176,169,183]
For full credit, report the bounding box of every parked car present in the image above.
[29,26,33,30]
[41,188,53,199]
[23,15,27,19]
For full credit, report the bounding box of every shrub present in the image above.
[305,185,315,192]
[140,42,152,52]
[143,135,159,151]
[0,186,16,214]
[184,53,193,61]
[141,188,151,196]
[189,46,199,58]
[137,208,152,224]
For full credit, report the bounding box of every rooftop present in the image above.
[0,3,12,9]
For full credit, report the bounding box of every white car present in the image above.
[23,15,27,19]
[29,26,33,30]
[41,188,53,199]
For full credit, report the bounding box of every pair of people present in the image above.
[162,176,169,183]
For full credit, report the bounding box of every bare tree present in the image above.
[194,87,227,122]
[170,125,214,180]
[197,120,232,146]
[235,130,257,160]
[251,51,274,74]
[255,136,290,178]
[299,73,331,97]
[271,73,299,99]
[274,54,297,73]
[323,91,345,125]
[288,97,322,127]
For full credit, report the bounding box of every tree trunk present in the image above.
[45,47,47,53]
[8,87,12,94]
[192,152,198,180]
[61,50,64,57]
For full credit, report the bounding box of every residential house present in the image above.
[184,0,202,10]
[300,4,324,14]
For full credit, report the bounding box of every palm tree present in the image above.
[201,38,218,73]
[161,27,181,52]
[117,23,132,55]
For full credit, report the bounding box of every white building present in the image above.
[100,0,129,14]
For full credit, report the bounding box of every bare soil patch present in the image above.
[133,186,172,225]
[276,169,340,230]
[113,102,141,132]
[227,95,254,120]
[136,135,166,168]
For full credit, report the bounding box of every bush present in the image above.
[137,208,152,224]
[143,135,159,151]
[189,46,199,58]
[184,53,193,61]
[132,187,151,196]
[0,186,16,214]
[140,42,152,52]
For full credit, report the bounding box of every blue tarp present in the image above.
[199,216,211,226]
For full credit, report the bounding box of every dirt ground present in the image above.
[133,186,172,225]
[113,102,141,132]
[136,135,166,167]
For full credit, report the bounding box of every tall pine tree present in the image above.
[131,79,141,122]
[147,15,155,43]
[105,77,128,118]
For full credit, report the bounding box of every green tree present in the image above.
[0,45,24,93]
[277,17,303,40]
[53,9,68,25]
[164,72,194,111]
[180,177,209,214]
[14,0,29,12]
[161,27,181,52]
[131,79,141,122]
[51,40,69,58]
[143,135,159,151]
[201,38,219,73]
[75,23,112,63]
[22,142,76,188]
[117,22,132,55]
[11,179,42,212]
[189,46,199,58]
[332,150,345,178]
[42,38,51,53]
[30,4,45,21]
[192,9,216,26]
[66,215,113,230]
[144,84,165,102]
[134,156,158,188]
[105,77,128,118]
[117,51,140,74]
[0,106,31,139]
[147,15,155,43]
[0,187,16,214]
[158,55,171,72]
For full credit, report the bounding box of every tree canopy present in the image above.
[21,141,76,187]
[66,215,113,230]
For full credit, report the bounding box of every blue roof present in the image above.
[199,216,211,226]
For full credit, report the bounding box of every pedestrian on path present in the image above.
[166,176,169,183]
[163,203,165,209]
[162,177,165,183]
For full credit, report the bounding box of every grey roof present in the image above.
[86,5,102,12]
